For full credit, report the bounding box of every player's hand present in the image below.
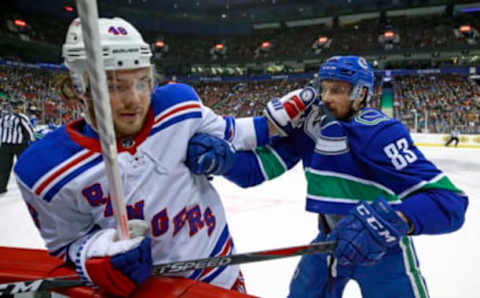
[264,87,317,136]
[73,220,152,297]
[329,197,409,266]
[186,133,236,175]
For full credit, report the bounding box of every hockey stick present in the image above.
[0,277,85,296]
[152,240,336,274]
[76,0,130,240]
[0,241,335,296]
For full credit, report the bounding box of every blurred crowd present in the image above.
[0,65,82,126]
[1,65,479,134]
[145,15,480,63]
[394,74,480,134]
[193,80,309,117]
[1,11,479,65]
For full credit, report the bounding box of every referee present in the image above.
[0,104,35,194]
[445,127,460,148]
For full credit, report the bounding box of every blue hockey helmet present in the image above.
[317,55,374,103]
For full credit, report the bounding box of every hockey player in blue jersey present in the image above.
[186,56,468,297]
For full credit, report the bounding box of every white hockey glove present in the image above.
[69,219,152,297]
[264,87,317,136]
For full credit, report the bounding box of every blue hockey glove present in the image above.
[186,133,236,175]
[330,197,409,266]
[264,87,317,136]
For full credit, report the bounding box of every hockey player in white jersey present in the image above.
[13,17,277,297]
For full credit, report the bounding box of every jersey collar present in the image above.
[65,108,154,155]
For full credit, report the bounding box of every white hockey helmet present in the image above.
[62,17,152,95]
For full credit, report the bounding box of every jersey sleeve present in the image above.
[396,189,467,235]
[155,83,269,150]
[362,121,468,235]
[15,175,96,261]
[198,105,269,150]
[363,121,464,197]
[224,136,301,188]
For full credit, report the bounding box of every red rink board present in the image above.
[0,247,257,297]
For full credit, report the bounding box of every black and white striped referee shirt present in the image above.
[0,112,35,145]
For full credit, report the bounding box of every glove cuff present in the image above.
[70,229,118,284]
[263,101,290,137]
[372,198,409,236]
[70,232,97,284]
[85,257,137,297]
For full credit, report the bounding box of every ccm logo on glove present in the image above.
[331,197,409,266]
[356,205,397,243]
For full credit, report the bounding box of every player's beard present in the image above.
[113,107,149,138]
[83,96,150,138]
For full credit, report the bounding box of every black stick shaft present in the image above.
[153,241,335,274]
[0,278,86,296]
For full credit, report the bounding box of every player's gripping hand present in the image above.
[72,220,152,297]
[264,87,317,136]
[186,133,236,175]
[330,197,409,266]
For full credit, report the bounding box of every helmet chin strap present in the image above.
[78,92,98,132]
[344,91,367,121]
[342,101,356,121]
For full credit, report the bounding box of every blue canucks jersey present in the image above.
[225,106,467,235]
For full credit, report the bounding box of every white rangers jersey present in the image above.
[14,83,267,289]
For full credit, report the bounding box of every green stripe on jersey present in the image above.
[420,175,463,194]
[398,174,465,199]
[255,146,286,180]
[401,237,428,298]
[305,170,399,203]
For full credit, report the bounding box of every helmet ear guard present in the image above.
[317,56,374,104]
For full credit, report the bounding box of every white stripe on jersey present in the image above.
[153,101,202,128]
[33,150,101,197]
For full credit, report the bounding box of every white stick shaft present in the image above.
[75,0,129,240]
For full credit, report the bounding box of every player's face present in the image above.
[85,67,152,138]
[105,67,152,138]
[320,80,352,119]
